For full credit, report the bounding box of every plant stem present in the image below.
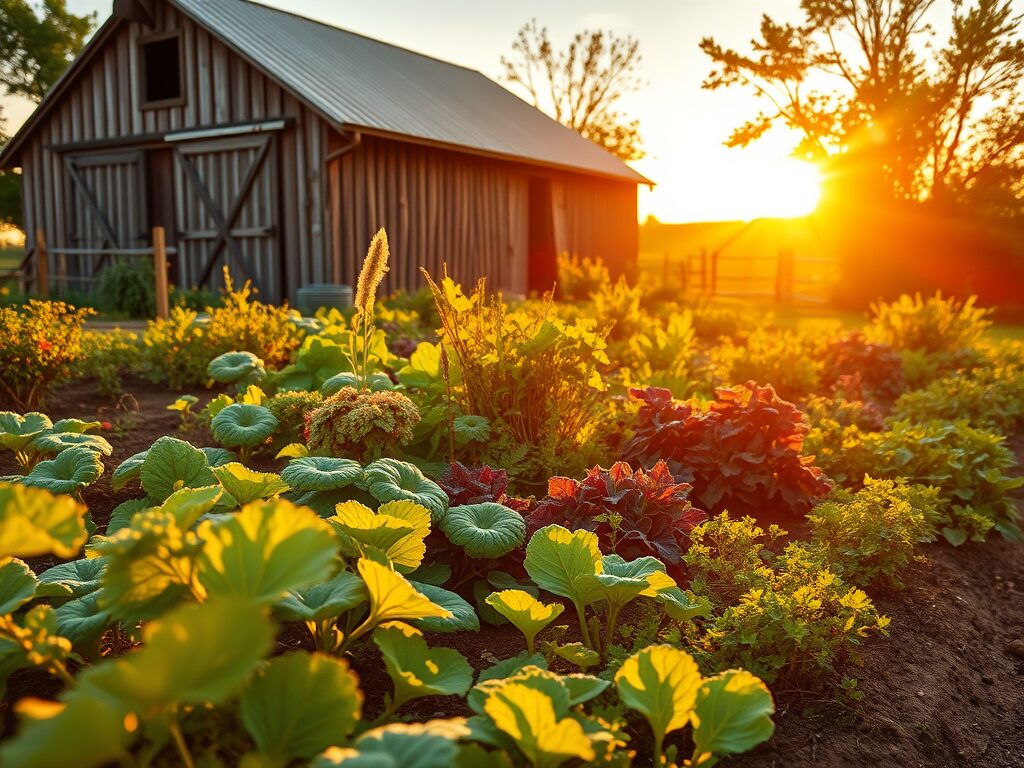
[653,730,665,768]
[168,719,195,768]
[574,600,592,649]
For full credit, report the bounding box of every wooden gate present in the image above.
[64,150,149,292]
[172,133,281,301]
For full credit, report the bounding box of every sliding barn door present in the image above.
[172,134,281,301]
[64,151,149,292]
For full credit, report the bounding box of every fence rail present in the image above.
[30,227,175,318]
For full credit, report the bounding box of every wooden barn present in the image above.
[0,0,647,303]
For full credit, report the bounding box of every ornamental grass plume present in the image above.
[351,229,391,384]
[304,386,420,462]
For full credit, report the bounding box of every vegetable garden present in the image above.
[1,233,1022,767]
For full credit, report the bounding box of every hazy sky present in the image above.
[2,1,1018,222]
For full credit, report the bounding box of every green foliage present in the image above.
[891,363,1024,432]
[805,478,941,587]
[0,300,93,410]
[210,402,278,458]
[306,387,420,463]
[709,328,823,401]
[97,260,155,318]
[361,458,449,522]
[869,293,992,354]
[0,481,87,559]
[423,272,609,489]
[77,329,142,397]
[484,589,564,654]
[687,516,890,685]
[266,389,323,445]
[19,445,103,496]
[206,350,266,387]
[556,253,610,301]
[440,502,526,559]
[141,269,303,388]
[0,0,95,100]
[807,418,1023,544]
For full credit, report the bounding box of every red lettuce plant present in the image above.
[623,383,831,519]
[527,460,708,567]
[820,331,905,402]
[438,462,530,512]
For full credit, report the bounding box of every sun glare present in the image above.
[713,157,824,221]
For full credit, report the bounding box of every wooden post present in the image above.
[152,226,169,319]
[710,250,718,296]
[34,229,49,298]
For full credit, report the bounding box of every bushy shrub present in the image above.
[591,276,647,343]
[438,461,529,511]
[683,512,783,603]
[685,514,889,685]
[141,270,303,388]
[709,328,823,402]
[0,300,93,409]
[802,386,885,432]
[820,331,904,401]
[97,260,156,318]
[305,386,420,462]
[556,252,611,301]
[423,272,609,489]
[265,390,323,445]
[686,299,768,342]
[891,365,1024,432]
[869,292,992,354]
[624,383,832,519]
[77,329,143,397]
[804,478,941,587]
[806,418,1022,544]
[526,461,708,568]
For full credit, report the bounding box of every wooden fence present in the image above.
[17,226,175,319]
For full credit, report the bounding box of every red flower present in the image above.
[37,339,53,352]
[100,421,113,431]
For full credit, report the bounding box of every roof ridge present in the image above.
[233,0,487,79]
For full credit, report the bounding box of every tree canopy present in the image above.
[501,19,646,162]
[700,0,1024,220]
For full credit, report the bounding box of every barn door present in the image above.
[172,134,280,301]
[64,151,148,291]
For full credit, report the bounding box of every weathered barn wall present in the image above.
[18,0,329,302]
[327,134,638,297]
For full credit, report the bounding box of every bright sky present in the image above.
[3,0,1011,222]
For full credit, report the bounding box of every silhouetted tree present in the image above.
[0,0,95,101]
[502,19,645,161]
[700,0,1024,218]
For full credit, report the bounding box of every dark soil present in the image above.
[3,376,1024,767]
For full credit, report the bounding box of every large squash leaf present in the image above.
[374,622,473,711]
[483,589,563,654]
[0,695,130,768]
[207,351,266,385]
[37,557,106,600]
[331,500,430,572]
[408,581,479,634]
[362,458,448,522]
[111,450,147,491]
[441,503,525,559]
[351,558,450,640]
[0,483,87,559]
[0,412,52,453]
[197,499,337,604]
[240,652,362,760]
[0,558,37,614]
[483,682,595,768]
[690,669,775,763]
[28,431,112,458]
[21,446,103,495]
[78,599,272,714]
[140,436,216,503]
[211,403,278,448]
[211,462,289,506]
[615,645,702,756]
[282,456,363,491]
[273,569,368,623]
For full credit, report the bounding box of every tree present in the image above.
[700,0,1024,217]
[0,110,21,229]
[0,0,95,102]
[501,19,646,161]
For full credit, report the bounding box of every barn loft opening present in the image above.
[141,34,182,105]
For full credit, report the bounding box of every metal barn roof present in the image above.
[171,0,647,183]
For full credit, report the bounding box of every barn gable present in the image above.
[1,0,643,303]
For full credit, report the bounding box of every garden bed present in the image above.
[3,375,1022,767]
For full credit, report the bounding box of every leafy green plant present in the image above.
[804,478,941,587]
[0,300,94,410]
[868,292,991,354]
[484,590,564,654]
[440,502,526,559]
[211,403,278,461]
[556,252,611,301]
[891,364,1024,432]
[330,499,431,573]
[141,267,303,388]
[422,271,610,489]
[709,328,823,402]
[206,350,266,389]
[305,387,420,462]
[615,644,775,768]
[97,259,156,318]
[361,458,449,522]
[266,389,323,446]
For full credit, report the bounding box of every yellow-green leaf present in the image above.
[690,669,775,762]
[211,462,290,506]
[484,590,563,654]
[0,483,87,559]
[483,682,595,768]
[615,645,702,746]
[373,622,473,710]
[353,558,450,638]
[198,499,337,604]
